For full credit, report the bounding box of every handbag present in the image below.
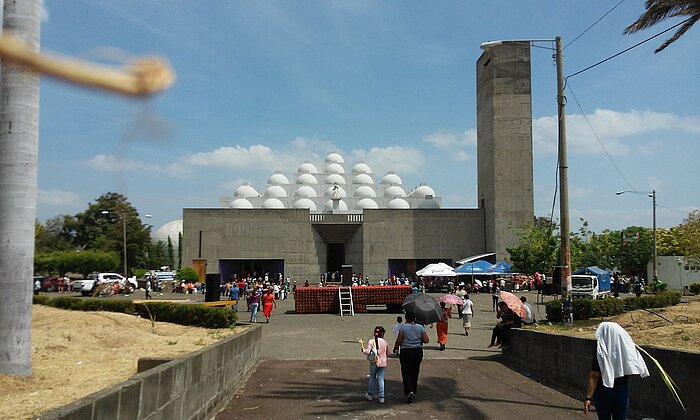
[367,339,378,363]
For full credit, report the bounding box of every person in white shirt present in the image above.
[461,295,474,335]
[520,296,535,325]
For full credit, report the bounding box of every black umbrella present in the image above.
[402,293,442,325]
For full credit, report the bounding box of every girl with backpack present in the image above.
[360,326,389,403]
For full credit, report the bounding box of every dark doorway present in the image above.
[219,259,284,283]
[326,243,345,275]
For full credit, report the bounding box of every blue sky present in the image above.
[36,0,699,234]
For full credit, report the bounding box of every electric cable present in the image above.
[567,17,692,79]
[564,0,627,50]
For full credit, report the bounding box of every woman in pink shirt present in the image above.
[361,325,389,403]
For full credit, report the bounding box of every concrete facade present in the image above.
[182,208,485,281]
[180,45,536,282]
[477,42,534,261]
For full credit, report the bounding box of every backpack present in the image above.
[367,340,378,363]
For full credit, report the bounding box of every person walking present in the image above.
[360,326,389,403]
[461,294,474,335]
[249,287,261,323]
[584,322,649,419]
[436,302,450,351]
[492,283,500,312]
[145,278,153,300]
[393,312,429,403]
[262,287,276,323]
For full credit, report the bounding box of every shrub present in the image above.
[176,266,199,282]
[689,283,700,295]
[135,302,236,328]
[544,292,680,322]
[33,295,51,305]
[33,297,236,328]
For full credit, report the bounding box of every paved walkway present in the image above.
[216,291,589,419]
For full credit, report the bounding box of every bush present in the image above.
[176,266,199,282]
[33,295,51,305]
[135,302,236,328]
[545,292,680,322]
[689,283,700,295]
[33,297,236,328]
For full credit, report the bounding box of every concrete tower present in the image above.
[476,42,534,261]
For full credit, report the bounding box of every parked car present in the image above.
[72,273,137,296]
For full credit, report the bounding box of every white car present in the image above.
[72,273,137,296]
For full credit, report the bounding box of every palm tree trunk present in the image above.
[0,0,42,376]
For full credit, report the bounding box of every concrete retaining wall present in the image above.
[503,328,699,419]
[41,324,262,420]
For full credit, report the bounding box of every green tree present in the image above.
[616,227,653,278]
[34,250,120,277]
[176,266,199,282]
[507,217,559,275]
[73,192,152,276]
[677,210,700,263]
[625,0,700,53]
[35,215,78,253]
[147,240,168,270]
[166,236,175,268]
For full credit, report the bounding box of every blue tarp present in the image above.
[573,266,608,276]
[488,261,512,273]
[455,260,492,274]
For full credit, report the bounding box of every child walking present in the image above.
[361,325,389,403]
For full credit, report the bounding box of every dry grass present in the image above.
[0,305,242,420]
[531,299,700,352]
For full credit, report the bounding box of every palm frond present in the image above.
[655,15,699,52]
[635,344,686,411]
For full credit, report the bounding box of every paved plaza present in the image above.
[215,291,590,419]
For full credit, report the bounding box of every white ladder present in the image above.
[339,286,354,316]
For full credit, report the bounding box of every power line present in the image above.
[564,0,627,50]
[566,16,692,79]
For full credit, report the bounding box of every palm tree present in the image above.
[0,0,42,376]
[625,0,700,53]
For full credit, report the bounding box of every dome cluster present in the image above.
[220,152,441,213]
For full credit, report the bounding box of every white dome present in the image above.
[293,198,317,210]
[409,184,436,198]
[355,198,379,210]
[324,152,345,164]
[383,185,406,198]
[297,162,319,174]
[296,173,318,185]
[380,172,403,185]
[152,220,183,247]
[325,173,346,185]
[324,199,348,211]
[268,172,290,185]
[230,198,254,209]
[262,198,285,209]
[353,173,374,185]
[324,185,347,197]
[388,198,410,209]
[294,185,317,198]
[351,162,372,174]
[354,185,377,198]
[234,184,260,198]
[264,185,288,198]
[325,163,345,174]
[416,196,441,209]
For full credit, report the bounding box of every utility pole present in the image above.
[556,36,573,326]
[652,189,657,281]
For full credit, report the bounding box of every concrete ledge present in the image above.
[40,324,262,420]
[502,328,699,419]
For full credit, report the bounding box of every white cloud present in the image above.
[85,154,163,173]
[533,109,700,156]
[37,189,80,207]
[349,146,425,175]
[423,129,476,149]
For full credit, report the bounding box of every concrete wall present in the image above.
[183,208,485,282]
[477,42,534,262]
[503,328,699,419]
[362,209,485,279]
[41,325,262,420]
[650,256,700,292]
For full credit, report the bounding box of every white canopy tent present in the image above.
[416,262,457,277]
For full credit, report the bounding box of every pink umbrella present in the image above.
[438,294,464,305]
[498,290,527,319]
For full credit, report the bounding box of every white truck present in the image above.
[571,266,612,300]
[72,273,138,296]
